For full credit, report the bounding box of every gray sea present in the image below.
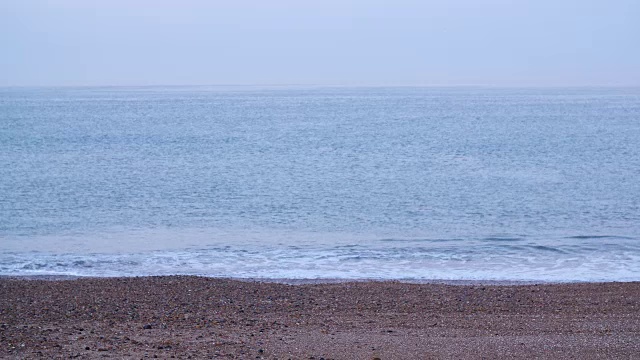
[1,86,639,281]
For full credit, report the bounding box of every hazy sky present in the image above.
[1,0,639,86]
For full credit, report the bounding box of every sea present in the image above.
[1,86,639,282]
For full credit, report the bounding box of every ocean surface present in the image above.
[1,86,639,282]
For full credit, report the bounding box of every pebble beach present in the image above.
[1,277,639,359]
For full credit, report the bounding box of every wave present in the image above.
[566,235,635,240]
[2,236,639,282]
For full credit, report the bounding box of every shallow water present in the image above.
[1,86,639,281]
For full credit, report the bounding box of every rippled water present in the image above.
[1,86,639,281]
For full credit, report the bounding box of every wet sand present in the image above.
[1,277,639,359]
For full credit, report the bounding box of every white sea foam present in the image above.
[2,229,639,282]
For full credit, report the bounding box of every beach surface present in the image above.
[1,277,639,359]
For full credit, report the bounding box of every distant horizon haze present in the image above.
[1,0,639,87]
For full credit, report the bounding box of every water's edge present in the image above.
[0,274,624,286]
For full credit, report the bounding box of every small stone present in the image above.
[85,346,90,350]
[143,324,152,329]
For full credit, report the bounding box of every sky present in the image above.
[1,0,639,87]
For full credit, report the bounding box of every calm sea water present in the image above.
[1,86,639,281]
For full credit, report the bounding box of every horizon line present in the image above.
[2,83,640,89]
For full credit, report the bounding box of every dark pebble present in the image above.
[143,324,152,329]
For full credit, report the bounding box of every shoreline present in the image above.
[2,276,639,359]
[0,274,606,285]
